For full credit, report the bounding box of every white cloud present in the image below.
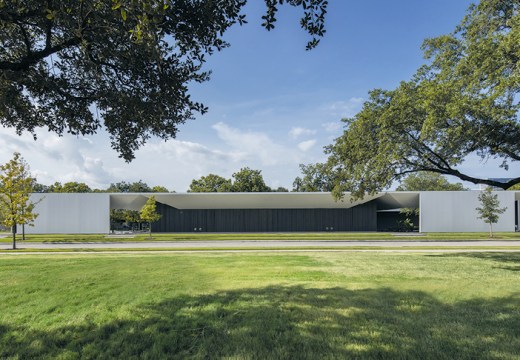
[63,157,113,187]
[289,127,317,139]
[124,122,317,190]
[212,122,300,166]
[323,97,364,118]
[146,139,242,163]
[0,121,330,192]
[0,129,114,188]
[129,138,250,190]
[297,139,317,152]
[322,122,342,133]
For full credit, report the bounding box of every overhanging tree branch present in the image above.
[0,0,328,161]
[0,37,82,71]
[327,0,520,198]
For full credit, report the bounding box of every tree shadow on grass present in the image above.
[1,286,519,359]
[431,252,520,272]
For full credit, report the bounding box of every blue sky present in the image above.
[1,0,517,191]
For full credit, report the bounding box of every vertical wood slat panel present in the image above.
[152,201,378,232]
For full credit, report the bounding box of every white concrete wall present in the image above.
[26,193,110,234]
[420,191,516,233]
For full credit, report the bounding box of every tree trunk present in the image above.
[489,223,493,238]
[12,224,16,250]
[149,222,152,239]
[22,224,25,241]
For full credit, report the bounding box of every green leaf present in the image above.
[45,9,55,20]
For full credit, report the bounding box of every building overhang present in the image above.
[374,192,420,210]
[109,191,420,211]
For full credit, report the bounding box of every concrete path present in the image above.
[1,240,520,250]
[3,249,520,255]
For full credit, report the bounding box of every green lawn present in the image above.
[1,252,519,359]
[2,231,520,243]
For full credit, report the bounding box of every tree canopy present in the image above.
[106,180,151,193]
[33,180,170,193]
[509,183,520,191]
[231,167,271,193]
[0,0,327,161]
[396,172,466,191]
[273,186,289,192]
[188,174,232,193]
[188,168,272,192]
[326,0,519,199]
[106,180,169,193]
[292,163,335,192]
[36,181,93,193]
[151,185,169,193]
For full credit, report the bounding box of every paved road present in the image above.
[1,240,520,250]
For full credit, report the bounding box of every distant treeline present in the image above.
[34,165,476,194]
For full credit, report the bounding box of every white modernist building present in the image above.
[26,190,520,234]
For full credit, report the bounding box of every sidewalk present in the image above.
[2,240,520,250]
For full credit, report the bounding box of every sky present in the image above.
[1,0,518,191]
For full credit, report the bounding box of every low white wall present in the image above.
[420,191,516,233]
[26,193,110,234]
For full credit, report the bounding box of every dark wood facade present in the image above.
[151,201,378,232]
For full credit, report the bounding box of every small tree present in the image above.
[19,158,39,241]
[399,208,419,232]
[140,196,162,239]
[0,153,39,249]
[125,210,142,231]
[476,188,507,238]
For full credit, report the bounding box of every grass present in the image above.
[3,246,520,253]
[1,252,519,359]
[2,231,520,243]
